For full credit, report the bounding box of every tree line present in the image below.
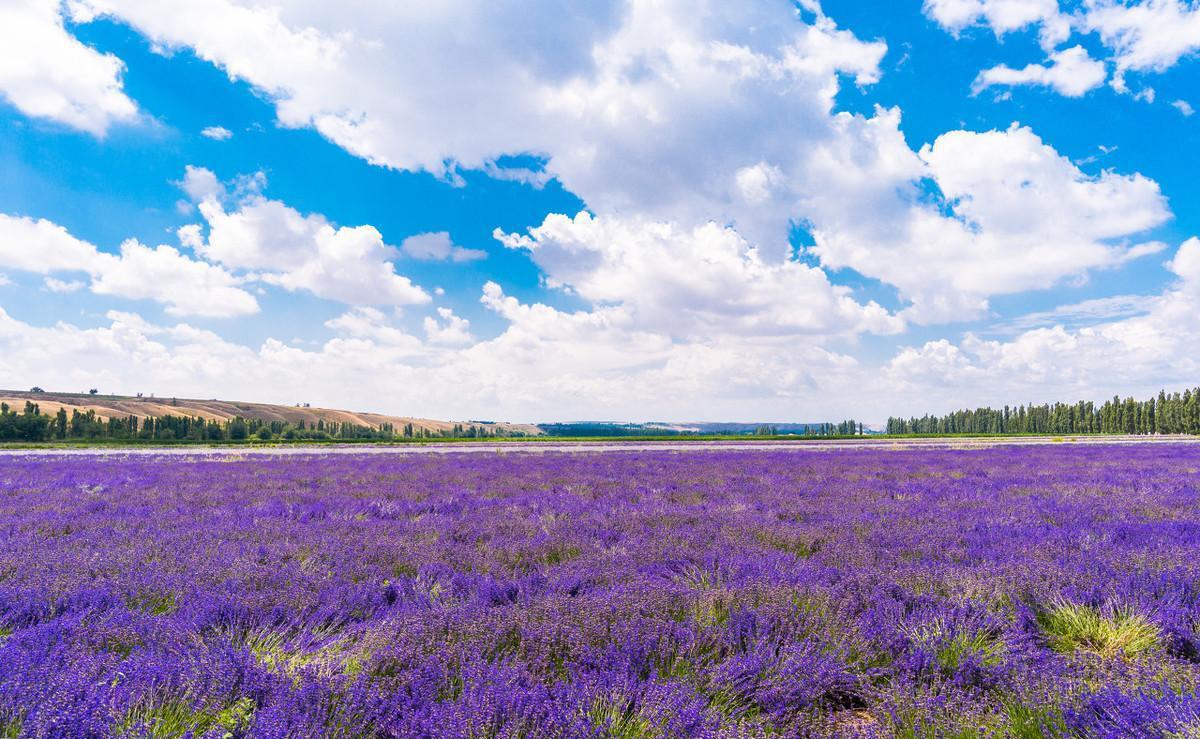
[886,388,1200,436]
[805,420,866,436]
[0,402,525,443]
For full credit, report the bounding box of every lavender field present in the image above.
[3,446,1200,737]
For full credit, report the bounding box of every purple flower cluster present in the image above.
[2,445,1200,736]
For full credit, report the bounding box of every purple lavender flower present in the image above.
[2,444,1199,735]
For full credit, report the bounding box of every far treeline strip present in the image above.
[0,404,518,443]
[888,388,1200,436]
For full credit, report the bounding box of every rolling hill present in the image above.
[1,390,542,437]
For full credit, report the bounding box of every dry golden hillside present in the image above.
[1,390,541,436]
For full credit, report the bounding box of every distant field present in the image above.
[3,446,1200,736]
[0,433,1196,455]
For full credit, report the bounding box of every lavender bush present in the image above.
[2,445,1200,737]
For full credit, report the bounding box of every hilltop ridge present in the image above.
[0,389,542,437]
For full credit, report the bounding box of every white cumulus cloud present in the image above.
[929,0,1200,97]
[0,214,258,317]
[496,212,903,339]
[973,46,1108,97]
[182,167,431,307]
[883,237,1200,415]
[423,307,474,346]
[37,1,1174,333]
[400,232,486,263]
[1084,0,1200,76]
[808,120,1169,323]
[63,0,885,256]
[200,125,233,140]
[923,0,1071,49]
[1,0,1194,421]
[0,0,138,135]
[44,277,86,293]
[0,213,110,273]
[89,240,258,317]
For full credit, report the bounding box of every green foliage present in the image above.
[888,387,1200,435]
[755,530,822,558]
[1038,601,1160,658]
[117,696,254,738]
[588,696,659,738]
[891,700,1067,739]
[705,681,763,723]
[125,590,178,616]
[901,617,1006,677]
[0,398,518,444]
[1003,701,1067,739]
[227,418,248,440]
[0,402,51,441]
[541,543,581,566]
[0,714,22,739]
[935,629,1006,673]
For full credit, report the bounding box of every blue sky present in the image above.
[1,0,1198,423]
